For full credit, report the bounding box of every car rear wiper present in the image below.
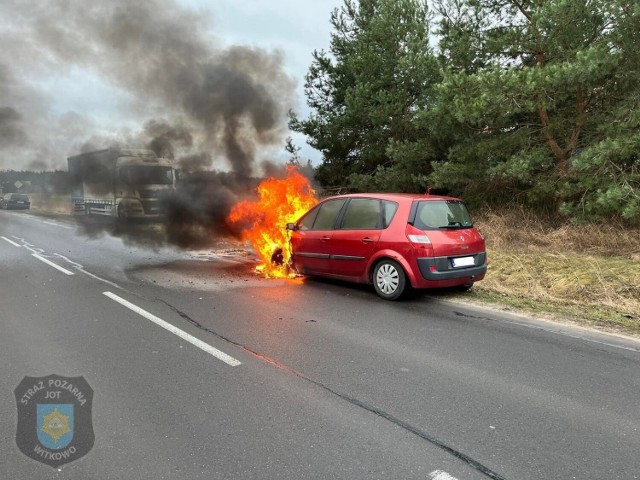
[439,222,471,229]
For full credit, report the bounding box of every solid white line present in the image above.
[1,236,21,247]
[102,291,242,367]
[31,254,75,275]
[429,470,459,480]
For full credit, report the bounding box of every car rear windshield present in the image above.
[413,200,473,230]
[13,194,29,201]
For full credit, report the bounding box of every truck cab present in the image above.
[68,148,176,219]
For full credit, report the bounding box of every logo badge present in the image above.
[15,375,94,468]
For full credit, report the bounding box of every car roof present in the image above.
[321,192,463,203]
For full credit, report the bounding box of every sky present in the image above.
[0,0,344,172]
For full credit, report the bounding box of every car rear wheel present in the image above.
[373,259,407,301]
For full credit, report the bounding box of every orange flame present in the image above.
[228,166,318,278]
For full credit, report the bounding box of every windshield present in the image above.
[414,200,473,229]
[120,166,174,185]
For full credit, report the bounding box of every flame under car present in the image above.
[284,193,487,300]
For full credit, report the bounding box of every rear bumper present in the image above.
[417,253,487,281]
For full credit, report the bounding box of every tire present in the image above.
[372,259,407,300]
[270,248,284,266]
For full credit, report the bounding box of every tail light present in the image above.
[406,224,434,255]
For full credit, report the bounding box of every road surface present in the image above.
[1,209,639,479]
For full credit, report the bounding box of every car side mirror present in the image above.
[286,223,296,231]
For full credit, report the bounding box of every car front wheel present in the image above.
[373,259,407,300]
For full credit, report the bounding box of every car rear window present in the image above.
[13,194,29,200]
[414,200,473,229]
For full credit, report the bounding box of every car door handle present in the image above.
[361,237,374,243]
[321,236,330,242]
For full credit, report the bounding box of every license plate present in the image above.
[17,201,24,204]
[452,256,475,268]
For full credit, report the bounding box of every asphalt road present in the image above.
[1,209,639,480]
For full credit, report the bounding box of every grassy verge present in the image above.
[460,208,640,336]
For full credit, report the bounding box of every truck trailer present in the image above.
[68,148,176,218]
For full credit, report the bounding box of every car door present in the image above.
[290,198,347,274]
[329,198,384,277]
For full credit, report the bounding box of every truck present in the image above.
[68,148,176,218]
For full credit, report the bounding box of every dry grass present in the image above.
[29,194,72,216]
[470,207,640,334]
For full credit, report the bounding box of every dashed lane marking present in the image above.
[429,470,460,480]
[1,236,21,247]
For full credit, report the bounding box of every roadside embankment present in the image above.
[469,208,640,335]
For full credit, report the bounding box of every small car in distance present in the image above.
[0,193,31,210]
[286,193,487,300]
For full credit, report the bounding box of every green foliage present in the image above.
[431,0,640,221]
[296,0,640,223]
[290,0,443,190]
[0,170,69,194]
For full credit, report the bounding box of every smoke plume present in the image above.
[0,0,295,172]
[0,0,302,247]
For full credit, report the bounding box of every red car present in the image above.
[286,193,487,300]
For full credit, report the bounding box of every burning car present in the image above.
[284,193,487,300]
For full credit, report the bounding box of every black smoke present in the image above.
[0,0,302,248]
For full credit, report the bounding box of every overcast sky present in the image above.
[0,0,343,171]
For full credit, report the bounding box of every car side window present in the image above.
[382,201,398,228]
[311,199,346,230]
[340,198,382,229]
[297,205,320,231]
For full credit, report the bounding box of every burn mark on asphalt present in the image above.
[454,311,486,320]
[158,299,508,480]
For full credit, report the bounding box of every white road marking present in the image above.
[42,220,73,230]
[14,214,73,230]
[31,253,75,275]
[53,253,124,290]
[102,291,242,367]
[11,236,43,254]
[429,470,460,480]
[1,236,21,247]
